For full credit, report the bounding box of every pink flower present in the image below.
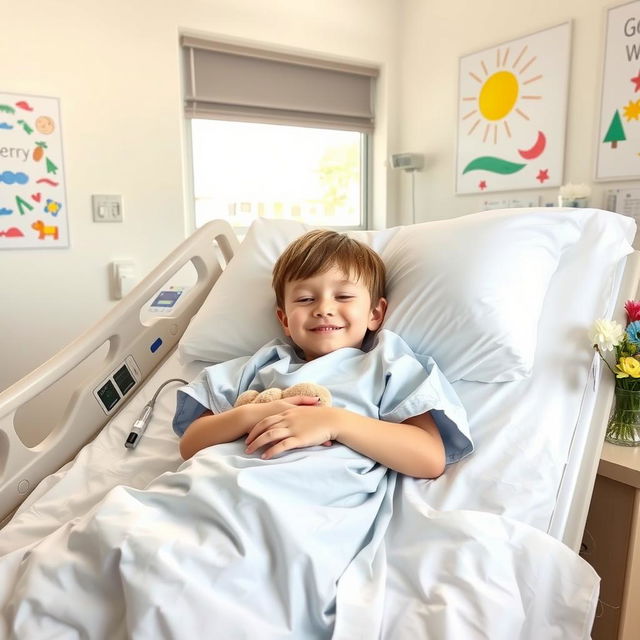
[626,300,640,322]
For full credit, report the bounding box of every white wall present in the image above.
[396,0,637,223]
[5,0,633,391]
[1,0,401,391]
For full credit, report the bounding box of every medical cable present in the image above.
[124,378,188,449]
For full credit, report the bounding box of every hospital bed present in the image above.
[0,207,636,638]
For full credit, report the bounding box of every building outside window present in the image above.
[191,119,366,230]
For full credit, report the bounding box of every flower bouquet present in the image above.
[591,300,640,446]
[558,182,591,208]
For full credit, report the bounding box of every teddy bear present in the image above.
[234,382,332,408]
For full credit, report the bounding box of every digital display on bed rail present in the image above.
[97,380,120,412]
[113,364,135,396]
[151,290,182,308]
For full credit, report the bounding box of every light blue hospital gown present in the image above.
[173,329,472,465]
[169,331,473,635]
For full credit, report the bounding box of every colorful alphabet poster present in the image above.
[456,22,571,194]
[596,1,640,181]
[0,92,69,249]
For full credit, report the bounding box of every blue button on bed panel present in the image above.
[150,338,163,353]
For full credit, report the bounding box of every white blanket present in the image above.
[1,441,598,639]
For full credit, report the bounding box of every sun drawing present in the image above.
[462,45,542,145]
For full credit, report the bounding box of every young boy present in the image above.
[175,230,471,477]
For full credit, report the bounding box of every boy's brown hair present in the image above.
[272,230,386,309]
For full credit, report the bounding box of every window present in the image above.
[182,37,377,230]
[191,120,366,229]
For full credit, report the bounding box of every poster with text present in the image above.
[456,22,571,194]
[0,92,69,249]
[596,0,640,180]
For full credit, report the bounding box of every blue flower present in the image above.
[627,321,640,345]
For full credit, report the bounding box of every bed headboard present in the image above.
[0,220,239,524]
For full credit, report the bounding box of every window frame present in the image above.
[180,35,377,234]
[184,117,372,234]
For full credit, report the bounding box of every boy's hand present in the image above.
[268,395,321,414]
[245,405,337,459]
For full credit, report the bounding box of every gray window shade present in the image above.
[182,37,378,132]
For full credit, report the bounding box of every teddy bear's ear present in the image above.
[255,388,283,403]
[234,390,259,407]
[282,382,332,407]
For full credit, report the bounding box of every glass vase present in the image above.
[558,195,588,208]
[605,386,640,446]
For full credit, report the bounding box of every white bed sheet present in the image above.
[0,233,622,638]
[0,359,585,554]
[1,432,598,639]
[0,354,200,554]
[0,224,621,553]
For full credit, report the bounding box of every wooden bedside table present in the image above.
[583,443,640,640]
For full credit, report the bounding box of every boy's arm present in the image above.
[245,407,446,479]
[335,410,446,478]
[179,396,320,460]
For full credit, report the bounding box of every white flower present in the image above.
[590,319,625,351]
[559,182,591,199]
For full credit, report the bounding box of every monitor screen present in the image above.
[150,290,182,308]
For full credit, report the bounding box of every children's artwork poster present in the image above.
[596,1,640,181]
[0,92,69,249]
[455,22,571,194]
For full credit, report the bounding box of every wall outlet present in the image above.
[92,194,123,223]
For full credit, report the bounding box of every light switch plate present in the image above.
[92,194,123,223]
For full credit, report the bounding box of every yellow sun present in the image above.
[462,45,543,144]
[479,71,519,120]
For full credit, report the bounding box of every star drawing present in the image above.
[632,70,640,93]
[624,99,640,121]
[536,169,549,183]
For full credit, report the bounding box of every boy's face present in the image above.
[276,265,387,361]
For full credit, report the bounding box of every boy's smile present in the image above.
[276,265,386,361]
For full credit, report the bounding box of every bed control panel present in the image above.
[147,286,186,315]
[93,355,141,415]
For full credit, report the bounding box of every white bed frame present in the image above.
[0,219,637,553]
[551,249,640,551]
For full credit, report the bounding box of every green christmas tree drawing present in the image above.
[603,109,626,149]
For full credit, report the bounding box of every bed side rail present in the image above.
[553,250,640,551]
[0,220,239,522]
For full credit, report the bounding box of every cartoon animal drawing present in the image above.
[31,220,59,240]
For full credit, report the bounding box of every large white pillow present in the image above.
[179,217,401,368]
[178,209,635,382]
